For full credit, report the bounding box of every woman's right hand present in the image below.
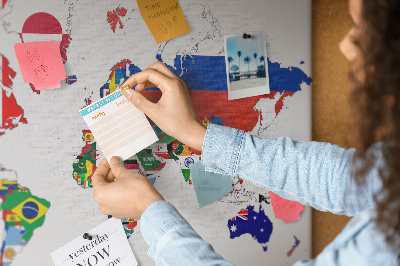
[120,61,206,151]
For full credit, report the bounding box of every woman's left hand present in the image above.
[92,157,164,220]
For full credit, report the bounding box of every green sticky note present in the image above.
[190,161,233,208]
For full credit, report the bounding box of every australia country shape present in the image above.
[0,55,28,136]
[228,205,273,252]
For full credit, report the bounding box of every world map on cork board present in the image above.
[0,0,311,264]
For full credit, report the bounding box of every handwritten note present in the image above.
[190,161,233,208]
[14,41,66,90]
[269,191,304,223]
[51,218,138,266]
[137,0,191,44]
[79,90,158,162]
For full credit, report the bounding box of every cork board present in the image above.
[312,0,353,258]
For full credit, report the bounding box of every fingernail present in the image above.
[110,156,122,165]
[122,88,133,100]
[121,85,130,92]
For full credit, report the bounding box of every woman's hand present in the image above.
[120,61,206,151]
[92,157,164,220]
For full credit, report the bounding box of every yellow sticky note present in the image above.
[137,0,191,44]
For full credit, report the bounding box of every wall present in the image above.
[312,0,353,257]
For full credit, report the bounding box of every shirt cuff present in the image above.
[140,200,192,260]
[202,124,245,176]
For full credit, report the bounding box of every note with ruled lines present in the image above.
[79,91,158,162]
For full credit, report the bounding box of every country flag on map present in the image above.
[227,205,273,252]
[11,197,48,224]
[66,75,77,85]
[140,54,312,132]
[17,12,72,92]
[1,189,50,241]
[231,209,248,221]
[1,55,27,134]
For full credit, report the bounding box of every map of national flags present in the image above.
[73,53,310,242]
[0,176,50,265]
[228,205,273,252]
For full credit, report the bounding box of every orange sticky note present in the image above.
[137,0,191,44]
[269,191,304,224]
[14,41,66,90]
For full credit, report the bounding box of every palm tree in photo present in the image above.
[228,56,233,73]
[258,55,266,78]
[253,53,258,74]
[244,56,251,78]
[237,51,242,76]
[260,55,265,66]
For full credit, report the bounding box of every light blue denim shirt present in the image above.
[140,124,399,265]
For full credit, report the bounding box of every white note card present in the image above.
[80,90,158,162]
[51,218,138,266]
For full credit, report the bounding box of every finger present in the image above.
[147,61,179,80]
[122,89,157,116]
[92,159,111,188]
[120,68,174,94]
[109,156,129,178]
[105,169,116,183]
[136,81,156,91]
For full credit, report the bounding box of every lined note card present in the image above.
[79,91,158,162]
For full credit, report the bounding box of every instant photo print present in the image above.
[224,31,270,100]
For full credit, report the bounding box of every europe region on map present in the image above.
[0,168,50,265]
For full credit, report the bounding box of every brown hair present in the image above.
[350,0,400,251]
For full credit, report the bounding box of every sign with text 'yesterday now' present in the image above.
[51,218,137,266]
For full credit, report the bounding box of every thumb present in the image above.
[122,88,155,115]
[109,156,128,178]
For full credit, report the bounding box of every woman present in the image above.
[92,0,400,264]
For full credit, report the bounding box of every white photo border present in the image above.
[224,31,270,100]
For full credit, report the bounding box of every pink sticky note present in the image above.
[14,41,66,90]
[269,191,304,223]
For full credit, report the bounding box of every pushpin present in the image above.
[242,33,252,39]
[83,233,94,240]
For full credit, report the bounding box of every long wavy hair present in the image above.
[350,0,400,251]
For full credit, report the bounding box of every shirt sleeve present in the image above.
[201,124,383,216]
[140,200,234,265]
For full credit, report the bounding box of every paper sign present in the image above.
[190,161,233,208]
[79,91,158,162]
[269,191,304,223]
[14,41,66,90]
[137,0,191,44]
[51,218,138,266]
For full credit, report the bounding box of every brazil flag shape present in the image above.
[11,197,48,224]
